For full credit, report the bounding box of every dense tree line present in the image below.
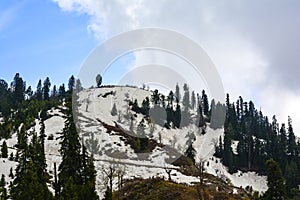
[215,94,300,198]
[0,73,97,199]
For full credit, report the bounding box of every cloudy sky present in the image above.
[1,0,299,135]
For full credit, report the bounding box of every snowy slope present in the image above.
[75,86,267,195]
[0,86,267,198]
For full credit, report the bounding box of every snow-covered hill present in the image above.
[0,86,267,198]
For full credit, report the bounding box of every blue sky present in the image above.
[0,0,96,87]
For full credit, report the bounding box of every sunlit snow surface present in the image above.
[0,86,267,198]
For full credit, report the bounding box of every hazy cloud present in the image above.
[53,0,300,135]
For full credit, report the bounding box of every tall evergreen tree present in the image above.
[181,84,191,127]
[68,75,75,92]
[264,159,286,200]
[11,73,26,105]
[1,141,8,158]
[36,79,43,101]
[191,91,196,110]
[51,85,57,98]
[59,84,66,98]
[43,77,51,101]
[58,96,82,193]
[201,90,209,117]
[175,83,180,102]
[10,127,53,200]
[287,116,296,159]
[58,95,98,199]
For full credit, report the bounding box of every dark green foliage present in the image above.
[215,94,300,194]
[35,79,43,101]
[0,174,5,188]
[43,77,51,101]
[59,84,66,97]
[264,159,286,200]
[201,90,209,117]
[9,167,14,179]
[0,174,7,199]
[79,147,98,200]
[11,73,26,106]
[96,74,102,88]
[151,89,160,105]
[1,141,8,158]
[104,186,113,200]
[68,75,75,92]
[0,79,10,117]
[136,119,149,151]
[141,97,150,117]
[10,127,53,200]
[58,97,82,189]
[58,96,98,200]
[60,177,78,200]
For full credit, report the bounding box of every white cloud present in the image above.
[53,0,300,136]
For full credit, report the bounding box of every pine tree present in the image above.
[223,125,234,172]
[201,90,209,117]
[68,75,75,92]
[264,158,286,200]
[11,73,25,105]
[279,123,287,163]
[59,84,66,98]
[287,116,296,159]
[51,85,57,98]
[25,86,33,99]
[181,84,191,127]
[10,127,53,200]
[43,77,51,101]
[58,96,82,193]
[151,89,160,105]
[60,177,79,200]
[111,103,118,116]
[58,95,98,199]
[9,167,14,179]
[141,97,150,117]
[36,79,43,101]
[137,119,148,151]
[191,91,196,110]
[0,79,10,117]
[0,174,5,188]
[0,174,7,200]
[78,145,98,200]
[96,74,102,88]
[1,141,8,158]
[175,83,180,102]
[167,91,174,107]
[174,103,181,128]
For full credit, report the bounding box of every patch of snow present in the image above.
[231,140,239,155]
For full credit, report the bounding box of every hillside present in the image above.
[0,85,268,199]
